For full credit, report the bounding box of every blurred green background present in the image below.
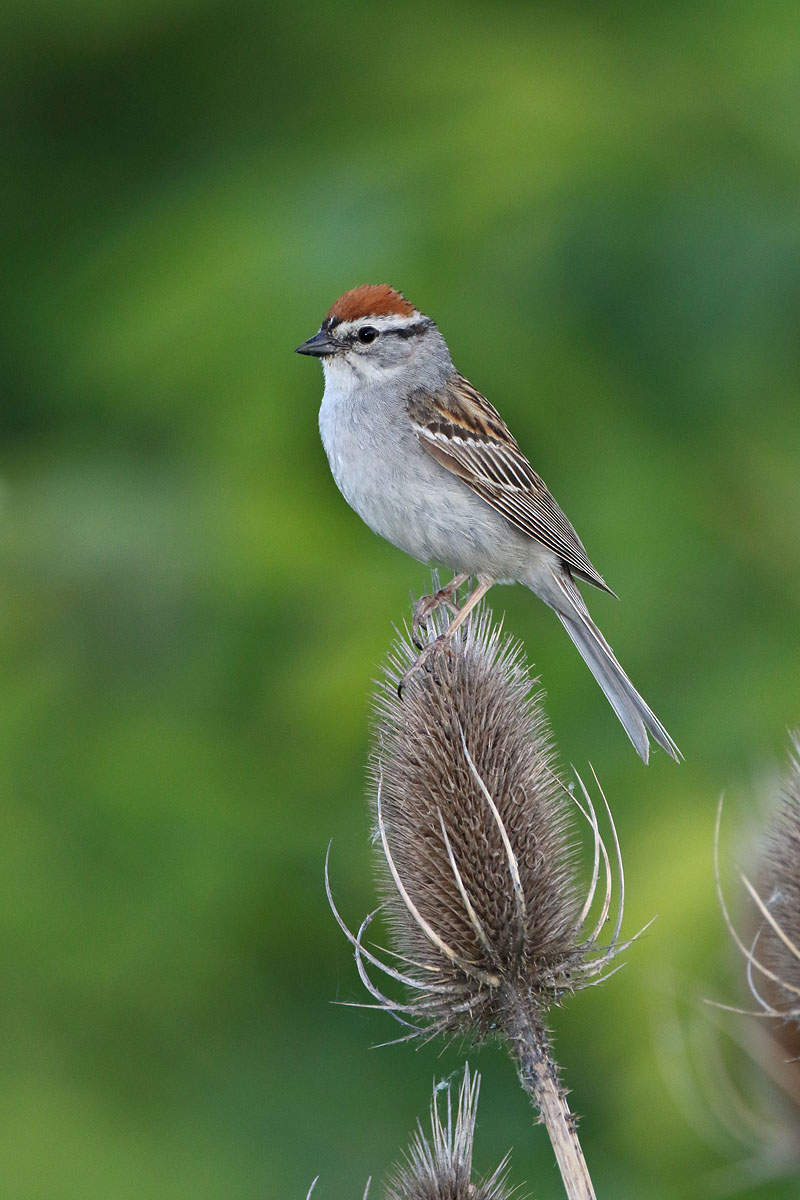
[2,1,800,1196]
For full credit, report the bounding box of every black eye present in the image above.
[357,325,378,344]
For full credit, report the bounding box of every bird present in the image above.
[296,283,680,763]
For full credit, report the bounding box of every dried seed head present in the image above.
[326,596,628,1198]
[374,610,576,1026]
[757,735,800,1017]
[713,735,800,1026]
[337,601,626,1042]
[384,1065,514,1200]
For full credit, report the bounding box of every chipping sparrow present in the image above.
[297,283,680,763]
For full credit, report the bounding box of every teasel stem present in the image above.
[499,982,595,1199]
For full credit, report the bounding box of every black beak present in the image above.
[295,328,339,357]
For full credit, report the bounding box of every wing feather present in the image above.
[408,376,614,594]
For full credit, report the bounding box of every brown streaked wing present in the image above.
[408,376,614,594]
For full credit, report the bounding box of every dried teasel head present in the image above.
[759,735,800,1018]
[304,1068,514,1200]
[327,597,634,1198]
[328,601,629,1043]
[715,734,800,1024]
[675,738,800,1185]
[384,1064,514,1200]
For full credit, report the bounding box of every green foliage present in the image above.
[2,1,799,1195]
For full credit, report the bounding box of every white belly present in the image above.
[318,381,541,582]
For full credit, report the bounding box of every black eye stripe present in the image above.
[343,318,431,344]
[392,320,431,339]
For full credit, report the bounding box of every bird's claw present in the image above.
[397,635,451,697]
[411,581,464,648]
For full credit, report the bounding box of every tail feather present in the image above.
[550,574,681,764]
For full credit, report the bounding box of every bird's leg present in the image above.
[440,575,494,637]
[400,576,494,695]
[411,573,469,648]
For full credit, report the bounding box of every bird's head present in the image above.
[295,284,451,385]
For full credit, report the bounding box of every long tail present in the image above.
[550,572,681,764]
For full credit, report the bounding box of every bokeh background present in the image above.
[2,1,800,1196]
